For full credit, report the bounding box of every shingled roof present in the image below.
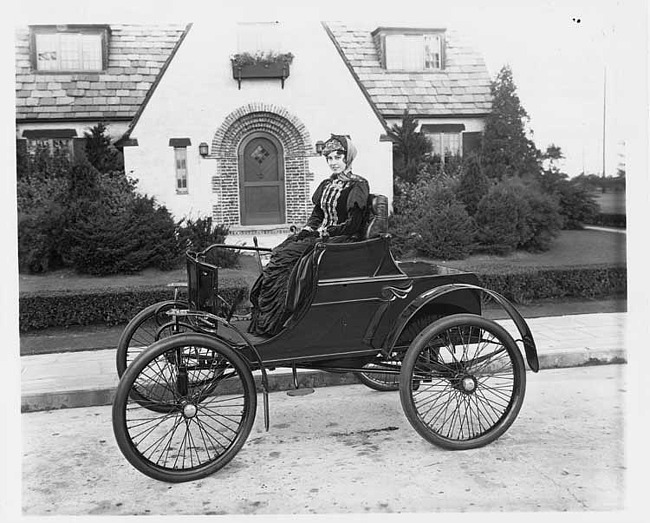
[323,21,493,119]
[15,24,189,123]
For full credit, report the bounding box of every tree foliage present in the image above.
[15,124,235,275]
[481,66,541,181]
[539,145,600,229]
[83,122,124,173]
[456,153,490,216]
[389,110,432,184]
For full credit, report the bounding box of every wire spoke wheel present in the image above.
[112,334,256,482]
[356,314,440,392]
[355,359,402,391]
[399,314,526,450]
[116,300,191,377]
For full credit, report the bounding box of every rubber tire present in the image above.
[399,314,526,450]
[116,300,188,378]
[355,314,441,392]
[112,333,257,483]
[356,361,402,391]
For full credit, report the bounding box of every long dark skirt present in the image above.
[248,233,351,337]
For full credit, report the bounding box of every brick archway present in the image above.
[210,103,315,227]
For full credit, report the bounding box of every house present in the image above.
[14,24,189,161]
[15,21,492,246]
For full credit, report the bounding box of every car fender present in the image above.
[384,283,539,372]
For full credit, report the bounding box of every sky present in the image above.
[6,0,645,178]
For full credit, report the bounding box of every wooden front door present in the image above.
[239,134,285,225]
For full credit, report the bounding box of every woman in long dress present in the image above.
[248,134,370,337]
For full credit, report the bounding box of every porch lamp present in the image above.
[199,142,209,157]
[315,140,325,155]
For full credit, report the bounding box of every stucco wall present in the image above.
[124,21,393,225]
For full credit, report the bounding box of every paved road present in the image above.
[15,364,633,518]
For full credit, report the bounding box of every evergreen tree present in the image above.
[83,122,124,173]
[389,109,432,184]
[481,65,541,181]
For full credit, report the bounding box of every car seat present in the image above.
[364,194,389,239]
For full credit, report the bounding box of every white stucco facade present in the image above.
[123,21,393,229]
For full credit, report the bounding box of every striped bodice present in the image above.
[319,177,352,228]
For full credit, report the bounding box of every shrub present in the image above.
[474,180,562,254]
[389,179,475,260]
[65,193,180,275]
[388,213,418,259]
[455,153,490,216]
[556,181,600,229]
[413,186,475,260]
[17,202,68,273]
[388,177,434,258]
[474,183,530,254]
[176,216,240,268]
[16,151,73,273]
[518,185,563,252]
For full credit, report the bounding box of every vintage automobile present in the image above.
[111,198,540,483]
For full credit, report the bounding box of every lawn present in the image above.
[18,229,626,294]
[18,252,265,294]
[440,228,626,273]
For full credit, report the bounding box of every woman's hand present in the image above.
[296,228,317,240]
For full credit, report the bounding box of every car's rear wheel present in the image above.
[400,314,526,450]
[116,300,190,377]
[356,314,440,391]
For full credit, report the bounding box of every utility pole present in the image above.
[602,65,607,178]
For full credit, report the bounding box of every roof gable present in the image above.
[15,24,189,122]
[324,21,493,118]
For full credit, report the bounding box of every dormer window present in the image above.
[29,25,109,73]
[373,27,445,71]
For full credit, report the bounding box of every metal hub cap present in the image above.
[461,376,476,392]
[182,403,198,418]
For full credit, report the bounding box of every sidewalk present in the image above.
[20,312,627,412]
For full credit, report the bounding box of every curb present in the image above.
[20,350,626,413]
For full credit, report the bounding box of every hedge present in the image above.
[476,264,626,304]
[18,265,626,332]
[585,213,626,229]
[19,280,248,332]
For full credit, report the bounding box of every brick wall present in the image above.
[209,103,315,227]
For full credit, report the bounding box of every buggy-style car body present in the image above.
[112,232,539,483]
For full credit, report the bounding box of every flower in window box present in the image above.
[231,51,294,84]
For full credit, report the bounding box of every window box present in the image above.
[230,51,293,89]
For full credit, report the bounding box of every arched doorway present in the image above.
[238,132,285,225]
